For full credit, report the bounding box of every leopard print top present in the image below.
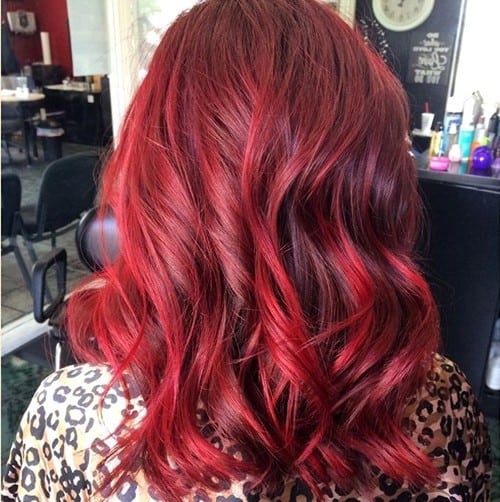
[2,353,492,501]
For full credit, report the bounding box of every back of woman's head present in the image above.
[68,0,439,498]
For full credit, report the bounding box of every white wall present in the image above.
[451,0,500,111]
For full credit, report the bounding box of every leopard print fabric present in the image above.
[2,353,491,501]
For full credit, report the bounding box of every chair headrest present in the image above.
[75,208,119,271]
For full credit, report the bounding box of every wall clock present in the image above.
[372,0,435,32]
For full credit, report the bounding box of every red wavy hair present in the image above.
[67,0,440,498]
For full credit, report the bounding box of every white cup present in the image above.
[421,113,435,133]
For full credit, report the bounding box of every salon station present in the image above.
[1,0,499,482]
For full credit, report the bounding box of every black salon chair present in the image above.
[75,207,119,271]
[1,172,32,289]
[27,205,117,370]
[1,101,24,163]
[17,152,100,264]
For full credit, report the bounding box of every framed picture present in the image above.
[322,0,356,27]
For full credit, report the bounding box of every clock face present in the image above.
[372,0,435,32]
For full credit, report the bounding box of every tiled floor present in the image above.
[2,140,98,327]
[1,232,90,325]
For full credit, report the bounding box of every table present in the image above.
[43,85,110,146]
[1,92,45,165]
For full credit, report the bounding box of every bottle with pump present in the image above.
[462,91,483,127]
[444,122,458,155]
[487,106,499,142]
[458,92,483,171]
[492,120,500,159]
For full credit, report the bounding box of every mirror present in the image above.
[448,0,499,112]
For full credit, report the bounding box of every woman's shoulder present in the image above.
[39,361,113,388]
[404,352,489,442]
[36,362,142,397]
[2,362,147,501]
[401,353,491,499]
[407,352,481,421]
[32,362,145,432]
[12,362,146,463]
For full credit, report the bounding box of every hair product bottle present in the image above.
[487,106,499,142]
[447,144,462,174]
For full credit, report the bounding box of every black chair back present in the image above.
[35,152,100,234]
[1,172,22,240]
[76,207,119,271]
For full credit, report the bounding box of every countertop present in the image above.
[44,84,100,93]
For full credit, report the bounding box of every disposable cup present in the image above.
[421,113,435,133]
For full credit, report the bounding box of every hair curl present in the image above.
[68,0,440,498]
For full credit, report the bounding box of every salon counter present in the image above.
[417,170,500,417]
[417,168,500,192]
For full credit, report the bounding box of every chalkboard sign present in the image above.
[406,31,454,86]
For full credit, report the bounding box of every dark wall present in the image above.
[355,0,464,129]
[2,0,73,76]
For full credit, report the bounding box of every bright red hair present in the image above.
[68,0,440,498]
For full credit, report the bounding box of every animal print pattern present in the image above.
[2,354,491,501]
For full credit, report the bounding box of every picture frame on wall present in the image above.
[322,0,356,27]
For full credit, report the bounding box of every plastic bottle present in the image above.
[491,157,500,178]
[462,91,483,127]
[441,97,462,155]
[467,120,487,169]
[444,122,458,155]
[428,128,442,158]
[487,106,499,142]
[457,125,473,173]
[447,143,462,174]
[458,125,475,159]
[434,122,443,156]
[485,319,500,391]
[428,122,448,171]
[458,92,483,172]
[492,133,500,159]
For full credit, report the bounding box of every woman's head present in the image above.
[68,0,439,498]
